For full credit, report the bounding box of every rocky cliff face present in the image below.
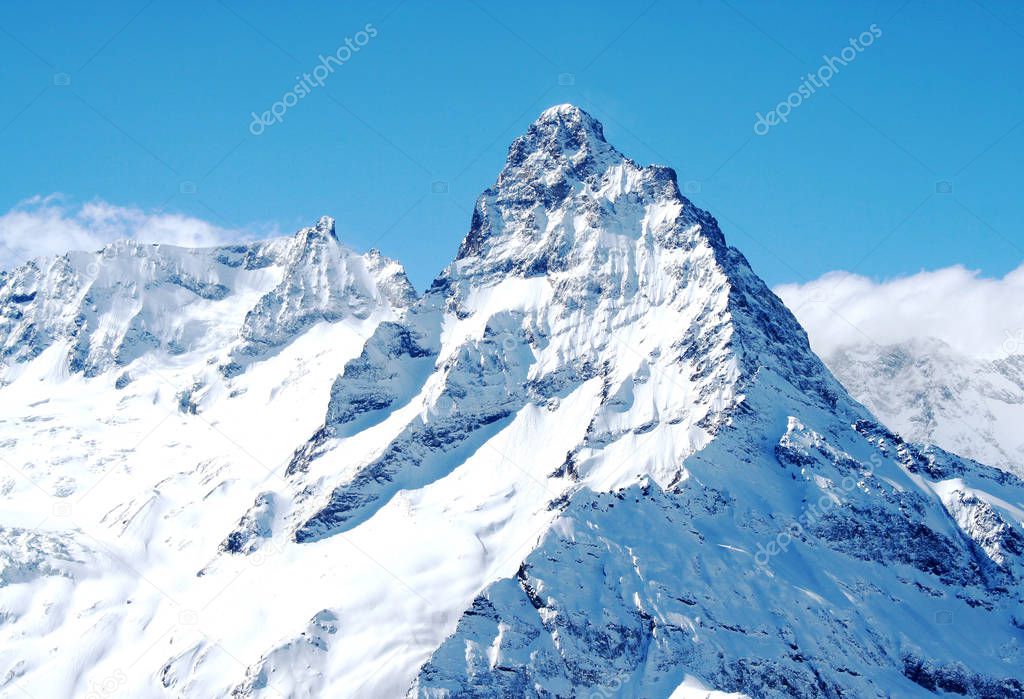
[0,106,1021,699]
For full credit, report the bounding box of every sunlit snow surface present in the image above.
[1,106,1022,698]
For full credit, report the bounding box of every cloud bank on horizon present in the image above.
[0,195,255,271]
[776,265,1024,360]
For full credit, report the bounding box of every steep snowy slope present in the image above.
[390,106,1022,698]
[816,338,1024,478]
[0,105,1022,698]
[0,218,417,698]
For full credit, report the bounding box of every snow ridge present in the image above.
[0,218,415,382]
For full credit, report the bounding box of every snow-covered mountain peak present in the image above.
[445,106,826,414]
[537,102,595,121]
[503,103,612,172]
[455,105,725,285]
[293,214,338,244]
[0,217,414,382]
[288,106,845,548]
[234,218,416,358]
[4,107,1023,698]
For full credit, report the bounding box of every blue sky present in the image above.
[1,0,1021,290]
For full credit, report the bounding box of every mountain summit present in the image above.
[458,104,726,265]
[1,106,1022,698]
[503,103,613,170]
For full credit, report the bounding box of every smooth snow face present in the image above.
[824,338,1024,478]
[1,105,1023,699]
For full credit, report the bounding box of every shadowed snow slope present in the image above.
[0,105,1022,698]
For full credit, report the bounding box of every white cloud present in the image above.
[775,264,1024,359]
[0,195,254,271]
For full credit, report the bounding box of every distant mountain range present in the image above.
[815,338,1024,479]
